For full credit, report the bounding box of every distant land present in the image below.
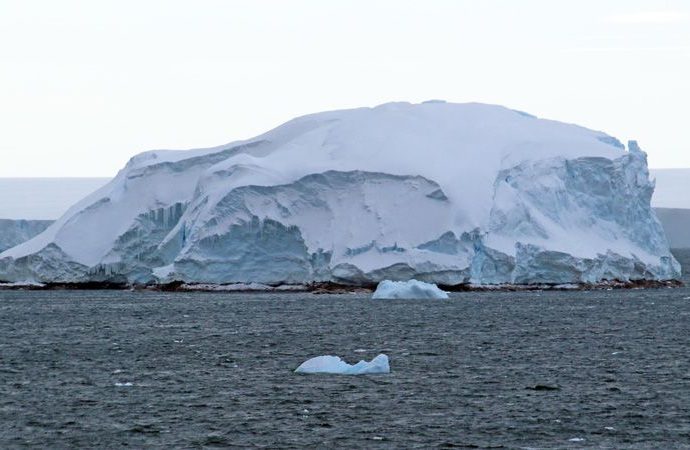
[649,169,690,209]
[0,178,109,220]
[649,169,690,249]
[654,208,690,249]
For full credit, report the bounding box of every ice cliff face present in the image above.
[0,219,53,253]
[0,102,680,285]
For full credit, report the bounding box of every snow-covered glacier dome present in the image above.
[0,101,680,286]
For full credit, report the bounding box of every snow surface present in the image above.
[294,354,390,375]
[0,101,680,284]
[372,280,449,299]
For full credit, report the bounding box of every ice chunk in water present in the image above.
[372,280,448,299]
[295,354,390,374]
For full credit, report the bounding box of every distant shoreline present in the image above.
[0,177,110,220]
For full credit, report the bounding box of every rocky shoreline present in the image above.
[0,279,683,292]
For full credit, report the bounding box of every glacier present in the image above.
[372,280,449,299]
[0,101,681,287]
[295,354,390,375]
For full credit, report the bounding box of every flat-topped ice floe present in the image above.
[295,354,390,374]
[372,280,449,299]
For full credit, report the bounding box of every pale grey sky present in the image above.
[1,0,688,177]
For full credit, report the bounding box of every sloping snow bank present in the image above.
[372,280,449,299]
[295,354,390,374]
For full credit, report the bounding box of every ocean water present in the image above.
[1,251,689,449]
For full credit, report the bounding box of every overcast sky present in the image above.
[1,0,688,177]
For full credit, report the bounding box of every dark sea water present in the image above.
[1,251,689,449]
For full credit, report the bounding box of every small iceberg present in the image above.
[372,280,448,299]
[295,354,390,375]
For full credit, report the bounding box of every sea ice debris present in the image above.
[295,354,390,374]
[372,280,449,299]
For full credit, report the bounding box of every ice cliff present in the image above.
[0,102,680,286]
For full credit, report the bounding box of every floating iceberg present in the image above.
[0,101,680,286]
[372,279,449,299]
[294,354,390,375]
